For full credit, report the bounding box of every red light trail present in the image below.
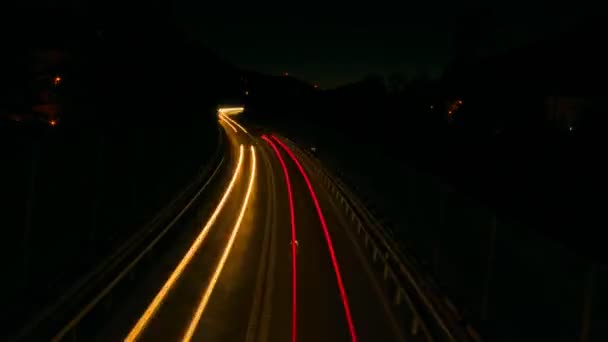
[262,135,298,342]
[271,135,357,342]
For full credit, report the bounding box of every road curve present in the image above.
[56,113,406,342]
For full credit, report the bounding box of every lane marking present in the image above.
[219,117,237,133]
[262,135,298,342]
[220,113,249,134]
[245,140,277,342]
[125,145,245,342]
[182,145,257,342]
[271,135,358,342]
[257,143,280,342]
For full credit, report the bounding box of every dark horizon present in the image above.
[8,1,604,88]
[173,0,603,88]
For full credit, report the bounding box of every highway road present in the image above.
[71,110,406,341]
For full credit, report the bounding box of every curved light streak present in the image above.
[262,135,298,342]
[219,117,237,133]
[218,107,244,116]
[182,145,257,342]
[220,113,248,134]
[271,135,357,342]
[125,145,245,342]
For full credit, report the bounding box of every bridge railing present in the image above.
[284,137,478,342]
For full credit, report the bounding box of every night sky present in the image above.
[17,0,601,89]
[173,0,599,88]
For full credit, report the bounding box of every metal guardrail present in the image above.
[283,137,478,342]
[12,125,228,342]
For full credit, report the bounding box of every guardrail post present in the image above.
[373,246,378,262]
[411,316,419,335]
[579,264,595,342]
[481,215,497,321]
[394,288,403,305]
[383,262,390,280]
[71,325,78,342]
[104,292,112,311]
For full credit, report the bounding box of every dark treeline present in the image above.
[245,20,607,261]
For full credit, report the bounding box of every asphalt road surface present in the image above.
[83,113,405,342]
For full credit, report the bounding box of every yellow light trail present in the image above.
[125,145,245,342]
[220,113,249,134]
[218,106,244,116]
[219,116,237,133]
[182,145,257,342]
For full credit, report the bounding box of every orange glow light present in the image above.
[218,107,244,117]
[220,113,248,134]
[219,116,237,133]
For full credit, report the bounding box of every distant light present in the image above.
[245,91,249,95]
[569,126,574,131]
[283,72,289,76]
[218,106,245,116]
[49,120,57,127]
[458,100,463,105]
[54,76,62,86]
[313,84,319,89]
[430,105,434,109]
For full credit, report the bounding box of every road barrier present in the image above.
[282,136,478,342]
